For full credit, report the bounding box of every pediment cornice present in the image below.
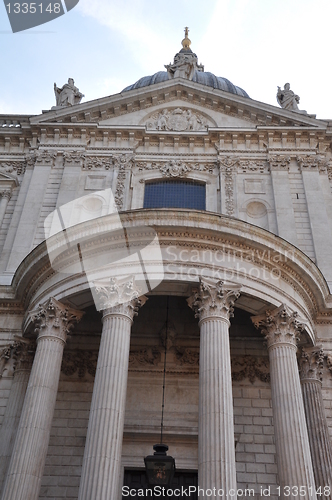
[29,79,327,130]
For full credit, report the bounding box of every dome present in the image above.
[122,70,249,98]
[122,29,249,98]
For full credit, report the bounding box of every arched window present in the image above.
[143,180,206,210]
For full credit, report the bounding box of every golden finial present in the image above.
[181,26,191,50]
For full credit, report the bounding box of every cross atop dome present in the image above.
[181,27,191,51]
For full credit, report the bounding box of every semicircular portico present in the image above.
[8,209,328,345]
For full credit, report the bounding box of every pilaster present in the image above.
[268,155,298,246]
[6,150,56,272]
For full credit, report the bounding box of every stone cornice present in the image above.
[1,124,330,158]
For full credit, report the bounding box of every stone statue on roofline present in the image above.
[165,27,204,81]
[277,83,307,114]
[53,78,84,108]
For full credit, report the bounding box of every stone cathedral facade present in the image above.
[0,31,332,500]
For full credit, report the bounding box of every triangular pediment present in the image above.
[31,78,327,130]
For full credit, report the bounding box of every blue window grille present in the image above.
[143,180,206,210]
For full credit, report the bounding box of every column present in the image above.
[0,341,34,494]
[0,191,11,229]
[1,298,83,500]
[252,305,317,500]
[299,347,332,496]
[78,278,147,500]
[188,277,241,499]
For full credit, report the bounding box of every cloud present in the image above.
[77,0,179,74]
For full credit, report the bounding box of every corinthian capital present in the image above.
[29,298,84,345]
[252,304,305,350]
[268,155,291,171]
[94,277,147,321]
[187,277,241,323]
[5,338,36,372]
[299,346,324,383]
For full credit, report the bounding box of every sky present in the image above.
[0,0,332,119]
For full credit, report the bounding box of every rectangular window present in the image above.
[143,181,206,210]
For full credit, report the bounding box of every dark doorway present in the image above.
[123,469,198,499]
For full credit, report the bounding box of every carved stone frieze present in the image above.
[238,160,267,173]
[83,155,112,170]
[160,160,191,178]
[299,347,324,382]
[175,347,199,366]
[61,349,98,377]
[252,304,305,350]
[113,154,134,209]
[187,277,241,322]
[129,347,161,367]
[137,160,214,177]
[0,161,26,176]
[145,108,209,131]
[268,155,291,171]
[29,297,84,344]
[231,355,270,384]
[218,156,238,216]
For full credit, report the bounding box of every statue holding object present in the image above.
[276,83,306,114]
[54,78,84,107]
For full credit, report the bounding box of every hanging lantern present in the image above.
[144,298,175,486]
[144,444,175,486]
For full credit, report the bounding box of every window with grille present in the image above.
[143,180,206,210]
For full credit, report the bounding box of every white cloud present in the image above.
[77,0,179,74]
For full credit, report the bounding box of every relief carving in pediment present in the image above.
[144,108,214,131]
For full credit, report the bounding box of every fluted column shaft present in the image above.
[78,279,146,500]
[1,299,82,500]
[78,312,131,500]
[0,342,34,494]
[199,317,237,496]
[253,305,317,500]
[300,348,332,497]
[188,278,240,499]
